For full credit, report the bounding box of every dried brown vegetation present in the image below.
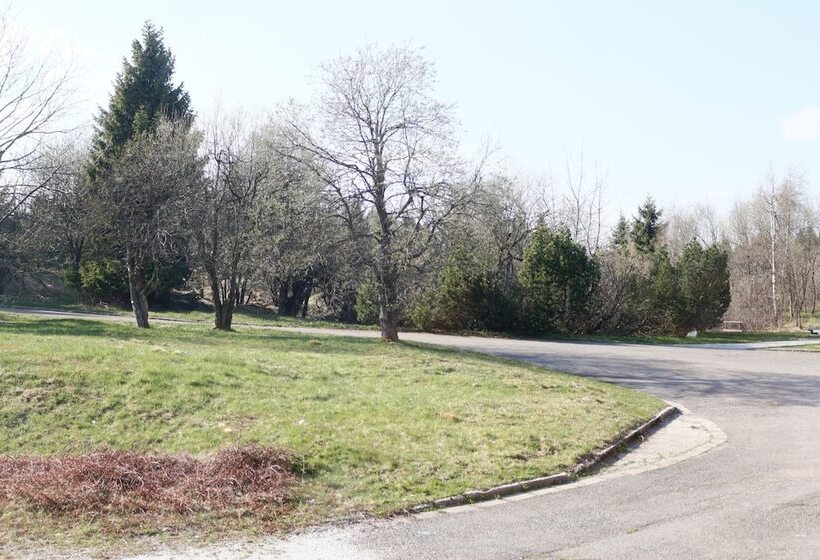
[0,446,296,532]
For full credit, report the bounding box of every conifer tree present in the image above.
[88,21,192,178]
[631,196,663,253]
[612,214,630,248]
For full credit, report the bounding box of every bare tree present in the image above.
[22,136,89,274]
[530,151,607,256]
[0,11,73,229]
[724,171,820,329]
[256,142,356,319]
[762,173,780,324]
[664,202,723,261]
[559,151,607,256]
[281,45,483,340]
[447,173,534,282]
[194,111,269,330]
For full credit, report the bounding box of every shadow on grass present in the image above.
[0,316,433,359]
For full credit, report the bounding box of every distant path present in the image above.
[4,307,820,558]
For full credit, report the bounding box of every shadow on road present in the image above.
[496,351,820,407]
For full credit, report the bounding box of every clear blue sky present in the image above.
[12,0,820,217]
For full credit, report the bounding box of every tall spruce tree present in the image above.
[612,214,630,248]
[89,21,192,178]
[631,196,663,253]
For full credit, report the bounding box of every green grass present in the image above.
[0,311,663,546]
[0,293,374,330]
[149,306,375,330]
[785,344,820,352]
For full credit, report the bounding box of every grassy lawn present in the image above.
[783,344,820,352]
[0,311,663,549]
[149,306,375,330]
[0,293,373,330]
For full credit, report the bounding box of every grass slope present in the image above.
[0,312,662,546]
[783,344,820,352]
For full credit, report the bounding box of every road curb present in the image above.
[407,405,681,514]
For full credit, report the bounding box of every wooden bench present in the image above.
[720,320,745,333]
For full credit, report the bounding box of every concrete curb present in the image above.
[407,405,681,514]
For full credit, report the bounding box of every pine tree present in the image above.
[84,22,196,327]
[88,21,192,178]
[631,196,663,253]
[612,213,630,248]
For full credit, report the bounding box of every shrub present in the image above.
[519,226,598,334]
[409,250,520,333]
[77,258,127,301]
[355,281,380,325]
[676,240,731,332]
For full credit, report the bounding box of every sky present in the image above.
[10,0,820,220]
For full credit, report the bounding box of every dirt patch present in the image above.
[0,446,297,533]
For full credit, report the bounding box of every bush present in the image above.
[70,257,190,307]
[409,250,521,333]
[518,226,598,334]
[676,241,731,332]
[76,259,127,301]
[355,281,380,325]
[146,258,191,307]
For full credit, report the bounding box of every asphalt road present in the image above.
[4,308,820,559]
[276,329,820,560]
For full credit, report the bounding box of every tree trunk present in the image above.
[208,266,236,331]
[301,286,311,317]
[376,272,399,342]
[769,190,779,327]
[372,154,400,342]
[215,293,235,330]
[379,302,399,341]
[277,278,313,317]
[126,251,149,328]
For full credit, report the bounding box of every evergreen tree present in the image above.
[88,21,192,178]
[676,240,731,331]
[410,248,520,333]
[631,196,663,253]
[612,213,630,248]
[519,226,599,333]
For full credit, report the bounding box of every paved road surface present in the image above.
[4,309,820,559]
[238,328,817,560]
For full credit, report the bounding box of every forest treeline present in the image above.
[1,22,817,340]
